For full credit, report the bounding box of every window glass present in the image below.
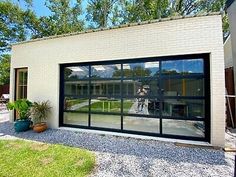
[64,81,89,96]
[91,64,121,78]
[123,99,160,116]
[17,69,28,99]
[123,79,159,96]
[123,61,159,78]
[162,99,205,118]
[163,78,204,96]
[64,98,89,111]
[64,66,89,80]
[91,114,121,129]
[162,59,203,75]
[90,98,121,113]
[123,116,159,133]
[64,112,88,126]
[162,120,204,137]
[90,80,121,96]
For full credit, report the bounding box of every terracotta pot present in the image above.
[33,123,47,133]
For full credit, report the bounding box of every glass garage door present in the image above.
[60,54,210,142]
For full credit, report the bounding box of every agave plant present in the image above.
[7,99,32,120]
[31,101,51,125]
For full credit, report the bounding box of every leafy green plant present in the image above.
[31,101,51,124]
[7,99,32,119]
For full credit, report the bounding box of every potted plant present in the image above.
[31,100,51,133]
[7,99,33,132]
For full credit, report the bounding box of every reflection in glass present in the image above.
[123,79,159,96]
[17,69,28,99]
[123,61,159,78]
[162,99,205,118]
[123,99,160,116]
[90,98,121,113]
[90,80,121,96]
[64,98,89,111]
[64,66,89,80]
[162,59,203,75]
[64,112,88,126]
[91,64,121,78]
[162,120,204,137]
[64,81,89,95]
[123,116,159,133]
[91,114,120,129]
[163,78,204,96]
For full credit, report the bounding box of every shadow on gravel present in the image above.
[0,121,229,166]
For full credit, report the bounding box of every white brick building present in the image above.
[10,13,225,147]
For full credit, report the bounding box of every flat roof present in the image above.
[12,12,222,47]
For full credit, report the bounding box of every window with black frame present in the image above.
[61,54,209,141]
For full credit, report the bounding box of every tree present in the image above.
[86,0,120,28]
[36,0,84,37]
[0,54,10,86]
[0,1,39,53]
[119,0,169,23]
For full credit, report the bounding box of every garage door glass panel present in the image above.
[65,66,89,80]
[91,64,122,78]
[64,112,88,126]
[123,61,159,78]
[162,59,204,75]
[123,79,159,96]
[90,80,121,96]
[90,98,121,113]
[162,119,205,137]
[123,116,160,133]
[123,98,160,116]
[163,78,204,96]
[64,98,89,111]
[162,99,205,118]
[64,81,89,96]
[91,114,121,129]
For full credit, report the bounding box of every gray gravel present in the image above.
[0,118,235,177]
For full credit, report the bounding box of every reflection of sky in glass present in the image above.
[92,64,121,78]
[124,62,159,77]
[162,59,203,74]
[68,66,89,78]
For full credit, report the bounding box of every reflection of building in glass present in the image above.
[65,80,148,96]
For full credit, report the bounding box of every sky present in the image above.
[13,0,87,17]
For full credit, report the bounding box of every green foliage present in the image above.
[0,54,10,85]
[0,1,39,53]
[7,99,32,119]
[35,0,84,37]
[86,0,120,28]
[31,100,51,124]
[119,0,169,23]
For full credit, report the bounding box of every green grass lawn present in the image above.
[77,100,133,113]
[0,140,95,177]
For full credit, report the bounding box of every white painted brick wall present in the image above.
[10,15,225,147]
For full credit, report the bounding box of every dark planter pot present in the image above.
[14,119,31,132]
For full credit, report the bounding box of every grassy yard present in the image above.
[77,100,133,113]
[0,140,95,177]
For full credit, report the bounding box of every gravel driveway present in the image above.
[0,116,235,177]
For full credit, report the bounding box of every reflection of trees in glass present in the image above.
[133,66,151,77]
[64,68,72,79]
[162,69,194,74]
[113,66,152,77]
